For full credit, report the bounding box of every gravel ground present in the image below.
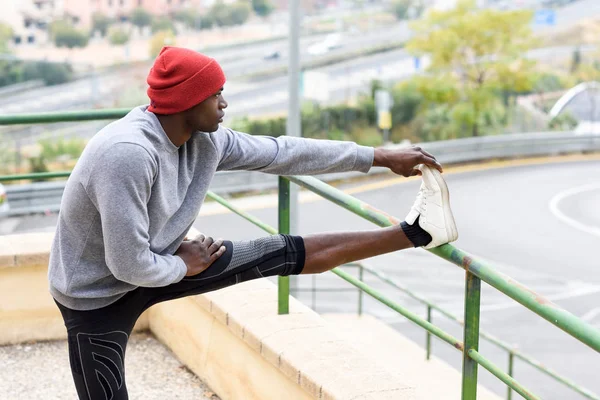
[0,332,220,400]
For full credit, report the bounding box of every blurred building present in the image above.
[270,0,331,13]
[1,0,241,46]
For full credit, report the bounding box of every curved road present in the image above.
[2,159,599,399]
[192,159,600,400]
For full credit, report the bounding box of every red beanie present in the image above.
[147,46,226,115]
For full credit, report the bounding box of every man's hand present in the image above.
[373,146,443,177]
[175,234,226,276]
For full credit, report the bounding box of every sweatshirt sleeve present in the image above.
[211,127,375,175]
[85,142,187,287]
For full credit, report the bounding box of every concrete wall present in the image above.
[0,231,416,399]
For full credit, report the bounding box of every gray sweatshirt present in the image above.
[49,106,374,311]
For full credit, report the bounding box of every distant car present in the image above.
[307,33,343,56]
[0,183,10,218]
[263,49,281,60]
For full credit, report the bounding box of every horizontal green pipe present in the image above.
[0,109,131,125]
[512,351,599,400]
[205,191,278,235]
[207,187,464,351]
[330,267,465,352]
[468,349,540,400]
[286,175,401,227]
[354,262,513,347]
[287,176,600,353]
[430,245,600,353]
[3,167,598,397]
[353,262,599,400]
[0,171,71,182]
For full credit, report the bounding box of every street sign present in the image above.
[534,9,556,26]
[378,111,392,130]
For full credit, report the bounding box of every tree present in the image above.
[151,17,176,34]
[131,7,153,29]
[51,20,89,48]
[406,0,537,136]
[0,23,18,88]
[149,30,176,58]
[109,27,130,45]
[23,61,72,85]
[391,0,411,20]
[91,13,113,37]
[0,22,13,53]
[252,0,274,17]
[209,1,251,27]
[229,2,252,25]
[391,0,425,21]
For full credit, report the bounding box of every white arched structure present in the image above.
[549,81,600,119]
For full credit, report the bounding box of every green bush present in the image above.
[549,112,578,131]
[208,1,251,27]
[91,13,113,37]
[151,17,176,34]
[149,30,176,57]
[391,0,410,20]
[199,15,214,30]
[252,0,274,17]
[131,8,153,28]
[38,137,86,167]
[52,22,89,48]
[0,61,23,87]
[174,11,214,30]
[22,62,72,86]
[533,72,566,93]
[109,28,130,45]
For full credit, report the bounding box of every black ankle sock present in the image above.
[401,216,432,248]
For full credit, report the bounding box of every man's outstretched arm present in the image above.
[211,127,442,178]
[372,146,443,177]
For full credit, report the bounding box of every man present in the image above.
[49,46,458,400]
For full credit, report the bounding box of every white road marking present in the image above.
[548,184,600,238]
[478,284,600,312]
[581,307,600,323]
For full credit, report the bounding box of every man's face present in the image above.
[185,87,228,133]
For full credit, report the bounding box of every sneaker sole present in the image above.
[430,168,458,242]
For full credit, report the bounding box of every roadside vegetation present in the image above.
[233,0,598,144]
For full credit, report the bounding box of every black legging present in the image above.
[55,234,305,400]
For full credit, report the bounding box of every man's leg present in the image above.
[140,224,420,309]
[301,225,412,274]
[142,165,456,305]
[55,290,147,400]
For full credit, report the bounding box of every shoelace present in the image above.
[413,187,435,213]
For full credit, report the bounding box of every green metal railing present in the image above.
[2,109,600,399]
[347,263,600,400]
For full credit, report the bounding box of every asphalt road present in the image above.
[1,154,599,399]
[188,159,600,400]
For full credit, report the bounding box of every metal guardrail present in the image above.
[287,175,600,400]
[327,262,600,400]
[2,129,600,216]
[2,109,600,399]
[206,172,600,400]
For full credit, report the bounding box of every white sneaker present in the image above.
[405,165,458,249]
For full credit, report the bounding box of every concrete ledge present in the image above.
[149,279,416,400]
[1,231,417,399]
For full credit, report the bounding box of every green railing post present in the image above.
[507,351,514,400]
[278,176,290,314]
[462,271,482,400]
[426,305,432,360]
[358,264,364,316]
